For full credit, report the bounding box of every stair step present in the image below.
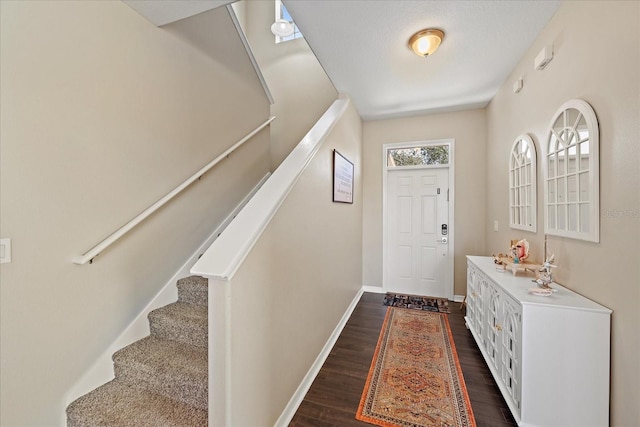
[177,276,208,306]
[66,379,207,427]
[149,302,207,348]
[113,336,207,410]
[67,276,210,425]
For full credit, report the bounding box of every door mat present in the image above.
[383,292,450,313]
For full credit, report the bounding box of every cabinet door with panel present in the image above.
[466,263,482,333]
[484,282,501,367]
[499,294,522,412]
[465,264,477,328]
[479,278,523,415]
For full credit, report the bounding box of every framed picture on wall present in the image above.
[333,149,354,204]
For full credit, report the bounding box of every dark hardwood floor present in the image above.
[289,292,517,427]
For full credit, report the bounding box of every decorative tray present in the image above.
[497,257,541,276]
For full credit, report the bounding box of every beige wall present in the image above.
[223,101,362,424]
[486,1,639,425]
[238,0,338,170]
[0,2,270,425]
[362,109,487,296]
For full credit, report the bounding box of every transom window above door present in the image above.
[386,144,450,168]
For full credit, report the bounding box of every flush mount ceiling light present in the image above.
[271,19,294,37]
[409,29,445,57]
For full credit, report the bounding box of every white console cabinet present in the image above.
[465,256,611,427]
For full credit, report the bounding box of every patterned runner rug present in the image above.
[356,308,475,427]
[383,293,451,313]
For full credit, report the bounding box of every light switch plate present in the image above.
[0,238,11,263]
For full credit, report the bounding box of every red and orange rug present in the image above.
[356,307,476,427]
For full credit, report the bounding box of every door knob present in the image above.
[437,237,448,244]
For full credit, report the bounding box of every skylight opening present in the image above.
[275,0,303,43]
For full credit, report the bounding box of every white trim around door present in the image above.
[382,139,455,300]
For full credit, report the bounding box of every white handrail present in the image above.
[73,116,275,265]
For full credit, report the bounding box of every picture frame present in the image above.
[332,149,354,204]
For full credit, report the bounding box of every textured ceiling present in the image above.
[283,0,562,120]
[124,0,562,120]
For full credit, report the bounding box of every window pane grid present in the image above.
[546,109,590,237]
[509,136,536,231]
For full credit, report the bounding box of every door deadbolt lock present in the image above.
[437,237,448,244]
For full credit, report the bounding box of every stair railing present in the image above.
[72,116,276,265]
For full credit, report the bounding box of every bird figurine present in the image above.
[535,254,557,289]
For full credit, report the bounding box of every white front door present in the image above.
[386,167,450,298]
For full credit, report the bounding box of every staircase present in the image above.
[66,276,208,427]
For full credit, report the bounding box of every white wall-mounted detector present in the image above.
[513,78,523,94]
[535,45,553,70]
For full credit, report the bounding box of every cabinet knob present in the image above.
[495,324,503,331]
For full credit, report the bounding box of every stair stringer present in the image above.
[63,172,270,423]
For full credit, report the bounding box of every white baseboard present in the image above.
[274,287,364,427]
[453,294,465,303]
[63,173,270,411]
[362,285,384,294]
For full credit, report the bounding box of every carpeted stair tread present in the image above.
[113,336,207,409]
[149,302,207,348]
[66,379,207,427]
[67,276,209,425]
[177,276,208,306]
